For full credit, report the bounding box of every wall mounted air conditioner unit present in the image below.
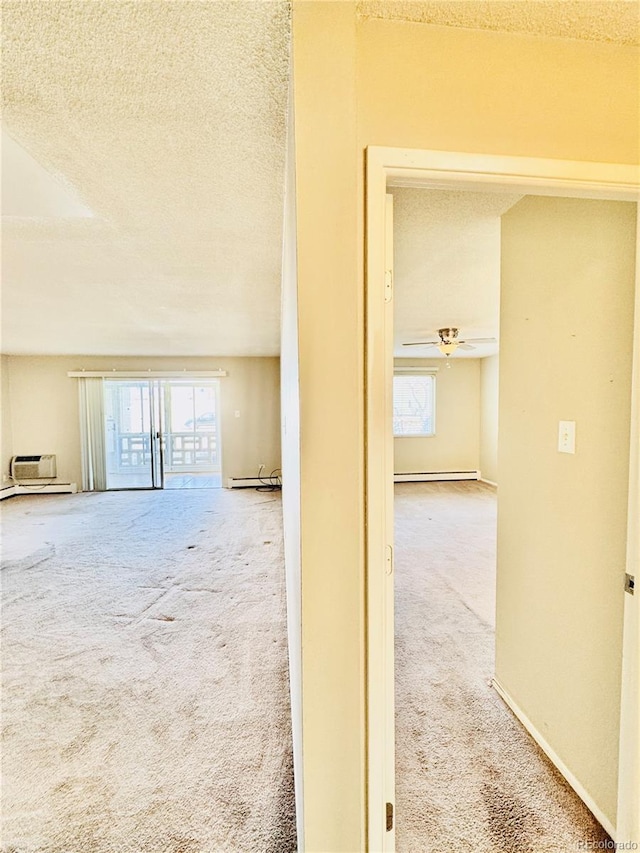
[10,454,57,480]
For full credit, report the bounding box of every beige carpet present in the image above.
[394,481,611,852]
[1,488,296,853]
[2,482,614,852]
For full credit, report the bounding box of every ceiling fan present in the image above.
[402,327,497,356]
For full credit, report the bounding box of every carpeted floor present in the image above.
[1,488,296,853]
[394,481,611,853]
[2,482,612,853]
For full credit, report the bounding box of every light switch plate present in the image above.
[558,420,576,454]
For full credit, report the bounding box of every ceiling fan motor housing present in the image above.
[438,327,459,343]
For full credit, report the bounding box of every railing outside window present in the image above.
[113,431,220,472]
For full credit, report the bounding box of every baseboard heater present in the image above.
[227,477,281,489]
[0,483,78,501]
[394,470,480,483]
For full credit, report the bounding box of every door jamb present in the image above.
[365,146,639,851]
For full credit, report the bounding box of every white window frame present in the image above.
[392,368,437,438]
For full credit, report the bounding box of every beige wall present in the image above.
[497,197,637,827]
[356,16,638,164]
[479,355,499,484]
[5,356,281,487]
[1,355,14,482]
[291,4,638,849]
[293,6,364,851]
[394,358,480,474]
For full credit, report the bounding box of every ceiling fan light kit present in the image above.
[402,327,497,357]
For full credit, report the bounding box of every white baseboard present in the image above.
[0,483,78,500]
[394,470,480,483]
[491,678,617,841]
[479,477,498,488]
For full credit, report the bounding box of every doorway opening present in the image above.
[389,186,633,850]
[104,379,222,490]
[365,148,639,852]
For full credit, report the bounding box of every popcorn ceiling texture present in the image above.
[358,1,640,46]
[2,1,637,356]
[1,1,290,356]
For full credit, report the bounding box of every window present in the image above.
[393,373,436,437]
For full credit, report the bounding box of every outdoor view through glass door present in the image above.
[104,379,222,490]
[163,381,221,489]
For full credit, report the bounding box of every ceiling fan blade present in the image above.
[402,341,438,347]
[458,337,497,345]
[457,343,476,351]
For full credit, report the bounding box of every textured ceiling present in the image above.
[358,1,640,45]
[2,130,94,219]
[1,0,290,356]
[393,189,523,358]
[3,2,636,358]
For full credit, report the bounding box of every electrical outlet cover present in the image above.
[558,420,576,454]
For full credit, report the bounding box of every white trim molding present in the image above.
[479,478,498,488]
[616,195,640,847]
[374,146,639,199]
[365,145,639,853]
[492,678,617,841]
[67,370,227,378]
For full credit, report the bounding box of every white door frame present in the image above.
[365,146,639,851]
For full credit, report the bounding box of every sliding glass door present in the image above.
[163,381,220,483]
[103,379,221,490]
[104,380,164,490]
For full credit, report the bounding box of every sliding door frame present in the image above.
[364,146,639,851]
[71,370,227,492]
[104,378,158,491]
[150,380,165,490]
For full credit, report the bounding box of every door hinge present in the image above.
[385,544,393,576]
[386,802,394,832]
[384,269,393,303]
[625,573,635,595]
